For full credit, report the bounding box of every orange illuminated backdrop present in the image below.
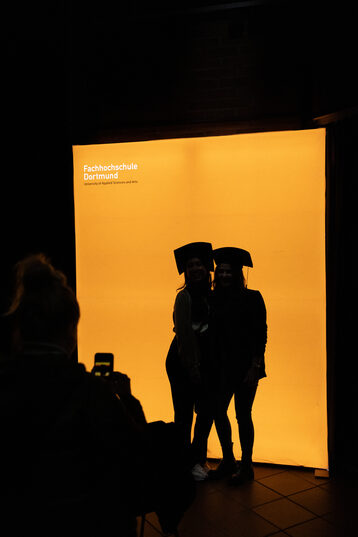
[73,129,327,469]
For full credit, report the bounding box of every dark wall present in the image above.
[68,2,358,140]
[70,2,314,142]
[326,118,358,476]
[1,1,357,474]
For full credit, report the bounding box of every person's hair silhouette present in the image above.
[5,253,79,356]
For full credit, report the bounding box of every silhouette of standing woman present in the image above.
[209,247,267,484]
[166,242,213,480]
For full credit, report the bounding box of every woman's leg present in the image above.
[169,377,196,450]
[234,382,258,466]
[206,385,236,479]
[191,407,213,466]
[229,382,258,485]
[166,338,195,450]
[213,386,235,461]
[190,334,215,467]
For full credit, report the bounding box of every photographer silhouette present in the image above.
[0,254,194,537]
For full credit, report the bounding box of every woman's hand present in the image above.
[244,365,260,386]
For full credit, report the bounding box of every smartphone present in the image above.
[92,352,114,377]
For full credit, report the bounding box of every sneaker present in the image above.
[228,463,254,486]
[208,458,237,480]
[191,463,209,481]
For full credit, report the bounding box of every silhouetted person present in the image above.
[0,254,194,536]
[165,242,214,481]
[0,254,149,536]
[208,247,267,484]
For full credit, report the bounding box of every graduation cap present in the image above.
[213,247,253,268]
[174,242,214,274]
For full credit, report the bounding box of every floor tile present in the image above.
[195,478,224,497]
[322,510,357,536]
[288,485,336,516]
[137,514,162,536]
[253,498,315,529]
[320,476,358,506]
[141,512,162,533]
[284,516,343,537]
[179,487,246,535]
[257,471,315,496]
[319,478,358,522]
[222,480,282,508]
[221,508,280,537]
[139,521,162,536]
[289,467,329,486]
[188,487,246,517]
[138,465,358,537]
[178,509,229,537]
[253,464,287,480]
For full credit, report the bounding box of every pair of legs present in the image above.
[166,337,213,466]
[214,381,258,467]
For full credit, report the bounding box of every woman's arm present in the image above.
[173,290,201,383]
[244,290,267,384]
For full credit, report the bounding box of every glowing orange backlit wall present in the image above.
[73,129,327,469]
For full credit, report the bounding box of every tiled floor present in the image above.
[139,461,358,536]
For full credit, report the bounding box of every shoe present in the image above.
[191,463,209,481]
[208,458,237,480]
[228,463,254,486]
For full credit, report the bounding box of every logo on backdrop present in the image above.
[83,163,139,185]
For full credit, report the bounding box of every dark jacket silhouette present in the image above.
[0,254,195,536]
[0,344,144,536]
[211,287,267,385]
